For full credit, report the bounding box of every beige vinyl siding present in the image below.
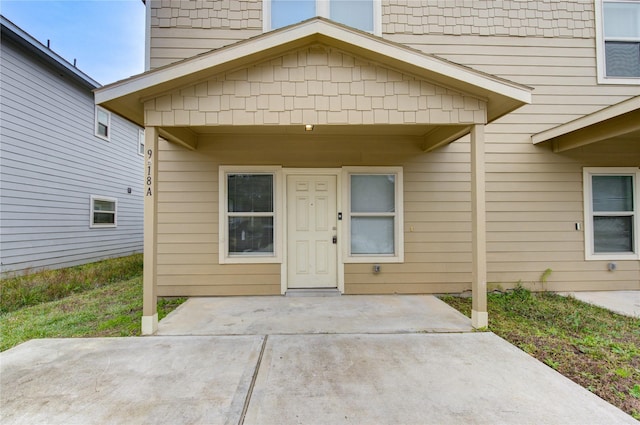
[346,140,473,294]
[148,0,639,294]
[149,27,261,69]
[148,0,261,69]
[155,138,280,297]
[385,31,640,291]
[155,133,479,296]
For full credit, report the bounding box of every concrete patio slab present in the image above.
[1,336,263,425]
[558,291,640,318]
[2,295,636,425]
[157,295,472,335]
[244,333,635,425]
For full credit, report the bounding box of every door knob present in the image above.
[332,236,337,244]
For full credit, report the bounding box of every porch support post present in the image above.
[142,126,159,335]
[470,123,488,328]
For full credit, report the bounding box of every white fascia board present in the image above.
[532,96,640,144]
[97,22,319,104]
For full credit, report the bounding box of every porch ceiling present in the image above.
[96,18,531,150]
[190,124,437,135]
[158,124,472,153]
[532,96,640,153]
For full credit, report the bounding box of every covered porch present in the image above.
[95,18,531,334]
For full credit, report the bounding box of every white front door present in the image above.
[287,174,338,288]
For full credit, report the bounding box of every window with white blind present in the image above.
[596,0,640,83]
[263,0,381,35]
[583,168,639,260]
[343,167,403,263]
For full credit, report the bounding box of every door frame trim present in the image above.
[281,168,344,294]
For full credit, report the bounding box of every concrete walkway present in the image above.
[558,291,640,318]
[1,295,636,424]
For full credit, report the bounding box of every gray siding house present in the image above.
[0,16,144,274]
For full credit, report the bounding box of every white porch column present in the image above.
[142,126,159,335]
[470,124,488,328]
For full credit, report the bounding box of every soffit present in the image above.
[532,96,640,153]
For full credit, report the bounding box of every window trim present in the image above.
[595,0,640,84]
[138,129,145,156]
[583,167,639,260]
[90,195,117,228]
[342,166,404,263]
[95,106,111,141]
[218,165,283,264]
[263,0,382,36]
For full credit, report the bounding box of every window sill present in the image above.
[344,255,404,264]
[220,255,282,265]
[94,133,111,142]
[585,253,639,261]
[597,76,640,85]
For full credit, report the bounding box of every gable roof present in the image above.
[1,15,100,90]
[95,18,531,127]
[532,96,640,152]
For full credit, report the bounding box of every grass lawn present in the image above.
[0,255,185,352]
[441,288,640,420]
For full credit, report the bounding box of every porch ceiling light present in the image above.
[305,124,314,131]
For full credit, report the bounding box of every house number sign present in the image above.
[146,148,153,197]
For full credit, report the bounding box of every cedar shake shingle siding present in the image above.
[144,46,486,127]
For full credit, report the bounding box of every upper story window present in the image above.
[138,129,145,156]
[95,106,111,140]
[264,0,381,35]
[596,0,640,84]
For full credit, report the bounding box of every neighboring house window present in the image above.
[264,0,382,35]
[90,196,117,228]
[219,166,282,264]
[596,0,640,83]
[583,168,639,260]
[343,167,404,263]
[138,129,145,156]
[95,106,111,140]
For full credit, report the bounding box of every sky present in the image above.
[1,0,145,85]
